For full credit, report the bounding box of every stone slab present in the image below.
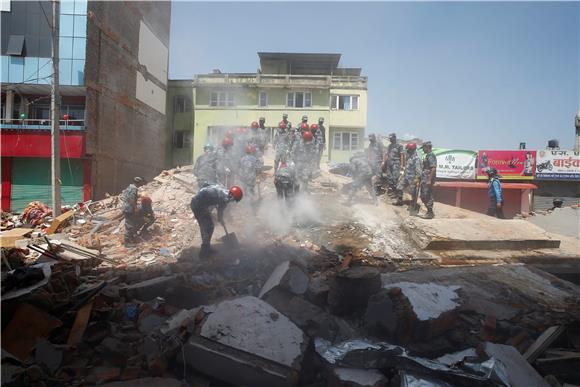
[484,342,549,387]
[402,218,561,250]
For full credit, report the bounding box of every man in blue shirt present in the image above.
[486,168,505,219]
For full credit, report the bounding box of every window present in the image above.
[333,131,360,151]
[174,131,192,149]
[174,95,192,113]
[6,35,25,56]
[210,91,234,107]
[287,91,312,108]
[259,91,268,107]
[331,95,359,111]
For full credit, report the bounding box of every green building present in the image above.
[166,52,368,166]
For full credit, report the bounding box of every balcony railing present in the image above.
[0,118,85,131]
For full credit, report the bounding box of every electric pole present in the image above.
[51,0,61,216]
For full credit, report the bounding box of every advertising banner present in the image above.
[476,150,536,180]
[432,149,477,179]
[535,150,580,180]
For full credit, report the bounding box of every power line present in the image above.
[39,1,53,35]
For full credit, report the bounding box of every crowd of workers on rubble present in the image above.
[121,113,505,256]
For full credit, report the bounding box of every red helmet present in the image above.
[278,121,287,129]
[406,143,417,151]
[251,121,259,129]
[302,131,313,141]
[229,186,243,202]
[310,124,319,131]
[300,123,309,130]
[222,136,234,147]
[140,196,152,205]
[245,144,257,154]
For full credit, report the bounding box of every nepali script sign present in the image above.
[535,150,580,180]
[477,150,536,180]
[432,149,477,179]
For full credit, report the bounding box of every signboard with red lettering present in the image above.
[535,150,580,180]
[476,150,536,180]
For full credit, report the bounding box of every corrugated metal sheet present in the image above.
[533,195,580,212]
[11,158,83,212]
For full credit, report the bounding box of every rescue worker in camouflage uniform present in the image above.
[248,121,265,161]
[281,113,292,130]
[239,144,262,205]
[346,152,377,205]
[316,117,326,167]
[274,121,291,172]
[274,161,299,206]
[136,196,155,234]
[367,134,385,176]
[121,177,146,245]
[394,143,422,209]
[194,144,218,189]
[419,141,437,219]
[292,129,316,192]
[291,115,309,152]
[216,136,236,186]
[382,133,404,197]
[310,123,324,170]
[190,185,243,259]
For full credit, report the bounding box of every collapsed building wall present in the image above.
[85,1,171,199]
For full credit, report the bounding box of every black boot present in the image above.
[409,204,419,216]
[199,244,211,260]
[424,208,434,219]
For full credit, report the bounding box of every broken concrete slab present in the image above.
[184,296,308,386]
[99,378,182,387]
[363,289,397,338]
[332,367,387,387]
[263,290,358,342]
[435,348,477,366]
[328,267,382,316]
[383,282,461,321]
[159,307,200,335]
[138,313,168,334]
[123,275,177,301]
[259,260,310,298]
[484,342,549,387]
[402,217,561,250]
[35,338,63,374]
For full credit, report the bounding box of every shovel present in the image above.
[219,222,239,249]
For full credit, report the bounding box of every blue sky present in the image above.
[169,1,580,150]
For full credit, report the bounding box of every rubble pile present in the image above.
[1,165,580,386]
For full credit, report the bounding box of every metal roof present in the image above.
[258,52,342,75]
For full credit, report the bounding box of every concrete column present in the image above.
[520,189,531,216]
[455,187,462,208]
[4,89,14,120]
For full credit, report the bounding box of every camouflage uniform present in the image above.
[395,151,422,203]
[248,129,265,160]
[190,185,231,257]
[273,127,291,171]
[193,151,218,189]
[239,153,261,201]
[312,128,324,169]
[136,199,155,232]
[385,142,404,192]
[367,140,385,176]
[347,154,377,204]
[420,152,437,215]
[317,122,326,166]
[216,146,236,187]
[121,184,139,243]
[274,162,299,205]
[291,135,316,191]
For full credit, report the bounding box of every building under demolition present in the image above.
[0,0,171,211]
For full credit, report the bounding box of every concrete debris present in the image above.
[332,367,388,387]
[383,282,461,321]
[435,348,477,366]
[259,260,310,298]
[35,338,63,373]
[483,342,549,387]
[328,266,382,316]
[123,275,177,301]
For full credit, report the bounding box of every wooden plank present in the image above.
[1,304,62,361]
[45,210,75,235]
[524,325,566,363]
[67,301,93,346]
[0,228,33,248]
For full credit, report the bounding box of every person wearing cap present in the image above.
[194,143,218,189]
[486,168,505,219]
[121,177,146,245]
[274,120,291,172]
[316,117,326,167]
[248,120,265,161]
[383,133,404,197]
[419,141,437,219]
[394,144,422,208]
[281,113,292,130]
